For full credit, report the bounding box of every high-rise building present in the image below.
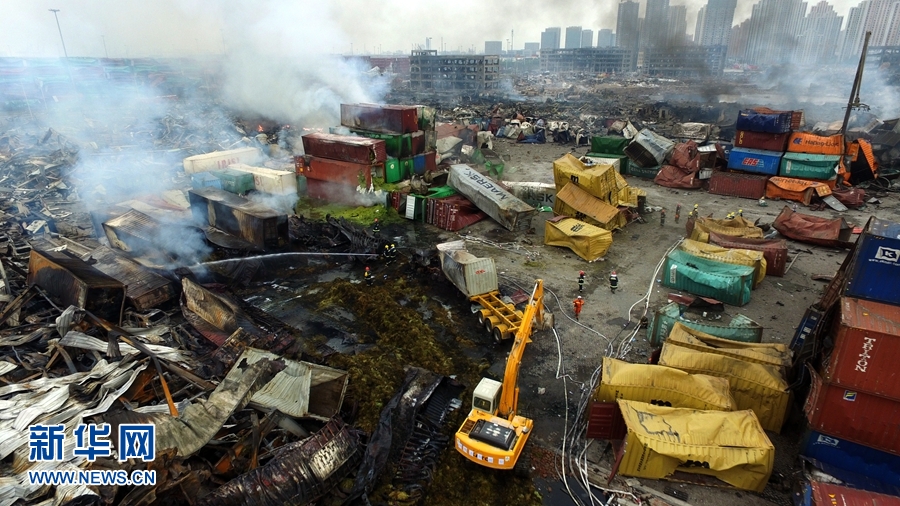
[697,0,738,47]
[643,0,671,47]
[484,41,503,55]
[524,42,541,56]
[866,0,900,46]
[668,5,688,45]
[840,0,870,60]
[565,26,584,49]
[597,28,615,47]
[743,0,808,65]
[616,1,641,54]
[582,29,594,48]
[541,27,561,51]
[797,1,843,64]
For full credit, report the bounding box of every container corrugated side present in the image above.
[845,217,900,307]
[779,152,841,179]
[733,130,790,152]
[806,366,900,456]
[437,243,498,297]
[800,429,900,497]
[340,103,418,134]
[726,148,782,175]
[447,164,535,232]
[228,164,298,196]
[646,301,764,347]
[735,109,793,134]
[182,147,263,174]
[188,187,288,249]
[823,297,900,400]
[300,132,387,164]
[708,233,788,277]
[662,249,754,306]
[708,170,770,199]
[305,157,374,189]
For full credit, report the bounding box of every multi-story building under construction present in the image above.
[409,50,501,92]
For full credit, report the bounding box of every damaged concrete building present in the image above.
[409,50,501,92]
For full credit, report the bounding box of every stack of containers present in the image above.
[300,132,387,203]
[712,109,795,200]
[801,217,900,493]
[586,135,631,175]
[340,103,436,183]
[767,132,843,201]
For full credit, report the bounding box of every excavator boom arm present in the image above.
[498,280,543,419]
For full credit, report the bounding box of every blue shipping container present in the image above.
[191,172,223,190]
[735,109,793,134]
[413,153,426,175]
[727,148,782,175]
[845,217,900,306]
[800,429,900,497]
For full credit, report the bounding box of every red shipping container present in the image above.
[426,195,486,231]
[305,157,374,189]
[586,401,627,440]
[823,297,900,400]
[707,232,788,277]
[340,103,418,134]
[807,481,900,506]
[708,170,770,199]
[306,179,364,206]
[301,133,387,164]
[410,130,426,155]
[425,151,438,172]
[806,367,900,456]
[733,130,791,152]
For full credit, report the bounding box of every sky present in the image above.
[1,0,864,58]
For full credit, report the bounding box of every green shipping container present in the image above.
[399,157,414,179]
[351,129,412,158]
[212,168,255,194]
[586,152,630,174]
[626,163,659,179]
[662,250,754,306]
[296,175,307,195]
[384,158,402,183]
[779,152,840,180]
[646,302,764,346]
[590,136,629,156]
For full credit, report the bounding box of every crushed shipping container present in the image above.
[798,481,900,506]
[733,130,790,152]
[662,249,754,306]
[843,217,900,307]
[765,177,833,206]
[665,322,790,369]
[688,216,764,242]
[623,129,675,168]
[647,302,764,346]
[707,232,788,277]
[189,187,289,249]
[800,429,900,496]
[787,132,844,155]
[679,239,767,287]
[779,152,841,180]
[437,240,498,297]
[543,217,613,262]
[553,182,625,231]
[552,154,619,205]
[708,170,770,200]
[447,164,536,232]
[773,206,852,248]
[27,249,126,323]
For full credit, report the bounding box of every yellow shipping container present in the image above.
[544,217,613,262]
[689,216,764,243]
[679,239,767,287]
[552,153,618,205]
[615,400,774,492]
[554,182,626,231]
[658,344,790,432]
[594,357,736,411]
[666,322,791,369]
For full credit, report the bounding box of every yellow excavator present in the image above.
[455,279,547,472]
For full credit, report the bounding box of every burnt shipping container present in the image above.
[447,164,536,232]
[305,156,374,189]
[340,103,418,134]
[707,232,788,277]
[736,109,793,134]
[188,187,288,249]
[426,195,487,232]
[301,132,387,165]
[708,170,770,200]
[824,297,900,400]
[806,367,900,456]
[733,130,790,152]
[306,178,365,206]
[89,245,175,311]
[27,249,126,323]
[844,217,900,307]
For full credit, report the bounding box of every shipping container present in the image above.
[727,148,782,175]
[102,209,205,260]
[689,215,764,242]
[410,130,425,155]
[590,136,629,155]
[587,152,629,174]
[553,182,626,231]
[305,178,367,206]
[665,322,789,368]
[679,238,766,287]
[300,132,387,164]
[340,103,418,134]
[797,481,900,506]
[437,241,498,297]
[188,187,288,249]
[401,194,426,221]
[228,164,298,196]
[412,153,426,175]
[779,152,841,179]
[823,297,900,400]
[425,151,437,172]
[583,154,621,172]
[662,249,754,306]
[736,109,793,134]
[383,157,402,183]
[350,128,413,158]
[191,171,223,190]
[211,168,255,194]
[586,401,626,440]
[504,181,556,208]
[552,154,618,204]
[182,147,263,174]
[447,164,536,232]
[304,157,374,189]
[800,429,900,497]
[765,176,834,206]
[733,130,790,152]
[613,400,774,492]
[707,232,788,277]
[89,245,175,311]
[426,195,487,232]
[27,249,126,323]
[647,301,764,346]
[623,129,675,168]
[543,217,613,262]
[626,164,661,179]
[806,367,900,456]
[845,217,900,306]
[787,132,844,155]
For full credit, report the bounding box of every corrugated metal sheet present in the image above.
[211,168,255,194]
[301,132,387,164]
[647,302,764,346]
[800,429,900,497]
[824,297,900,400]
[733,130,790,152]
[447,164,535,232]
[662,249,754,307]
[586,401,626,440]
[623,129,675,168]
[659,344,789,432]
[615,399,774,492]
[845,217,900,307]
[779,152,841,179]
[806,481,900,506]
[88,245,175,311]
[806,367,900,456]
[340,103,418,134]
[543,217,613,262]
[666,322,788,368]
[708,233,788,277]
[304,156,374,189]
[437,241,498,297]
[553,182,625,231]
[552,154,619,205]
[708,170,770,200]
[727,148,782,175]
[182,147,262,174]
[26,249,125,322]
[188,187,288,249]
[594,356,735,410]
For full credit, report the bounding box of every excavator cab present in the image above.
[472,378,502,414]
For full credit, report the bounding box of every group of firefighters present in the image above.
[573,270,618,321]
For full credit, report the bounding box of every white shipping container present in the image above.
[582,156,621,172]
[182,147,263,174]
[227,164,298,195]
[437,241,498,297]
[504,181,556,207]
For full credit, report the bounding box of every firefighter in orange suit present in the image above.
[573,296,585,320]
